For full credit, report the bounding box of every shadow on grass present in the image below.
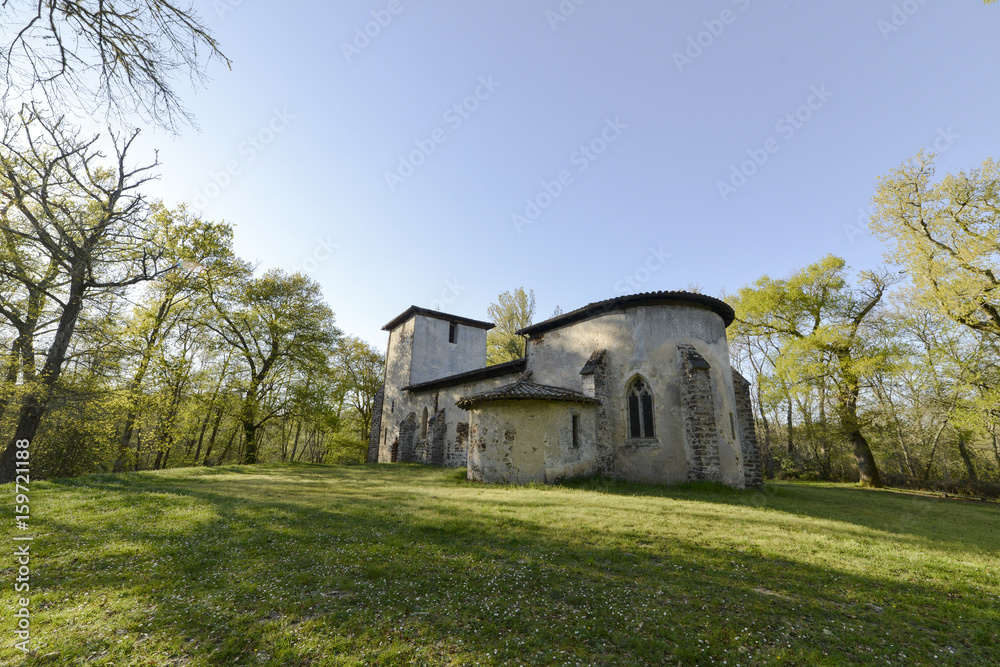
[12,464,1000,666]
[559,475,1000,557]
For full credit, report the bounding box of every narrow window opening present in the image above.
[729,412,736,440]
[390,399,394,413]
[628,394,641,438]
[572,414,580,448]
[420,407,429,440]
[627,377,655,439]
[448,322,458,344]
[641,393,654,437]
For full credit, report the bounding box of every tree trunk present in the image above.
[837,368,882,488]
[923,420,948,483]
[212,427,239,466]
[195,406,220,463]
[113,295,178,472]
[0,275,86,483]
[240,388,260,465]
[0,340,21,424]
[896,421,918,480]
[201,407,225,465]
[786,400,795,456]
[991,427,1000,471]
[956,433,978,483]
[848,427,882,488]
[289,420,302,462]
[755,382,775,478]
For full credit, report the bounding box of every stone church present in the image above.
[367,291,763,489]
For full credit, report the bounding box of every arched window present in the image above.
[627,377,655,439]
[420,407,429,440]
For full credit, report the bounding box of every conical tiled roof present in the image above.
[456,372,600,409]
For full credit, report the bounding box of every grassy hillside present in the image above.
[2,464,998,666]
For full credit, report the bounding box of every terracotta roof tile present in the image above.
[456,374,600,409]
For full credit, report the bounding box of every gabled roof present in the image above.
[517,291,735,336]
[382,305,495,332]
[580,349,607,376]
[456,373,600,410]
[403,358,526,393]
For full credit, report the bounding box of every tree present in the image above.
[1,0,229,129]
[0,106,169,483]
[486,288,535,365]
[870,153,999,340]
[335,336,384,445]
[202,268,340,465]
[111,204,235,470]
[733,255,899,487]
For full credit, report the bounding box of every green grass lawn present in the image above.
[2,464,999,666]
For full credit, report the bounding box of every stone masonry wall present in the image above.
[367,386,383,463]
[582,351,614,476]
[399,413,417,463]
[677,344,722,482]
[732,371,764,489]
[429,409,447,466]
[450,422,470,469]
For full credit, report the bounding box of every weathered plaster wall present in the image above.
[467,402,599,484]
[524,305,744,486]
[410,317,487,386]
[379,318,415,463]
[379,314,490,464]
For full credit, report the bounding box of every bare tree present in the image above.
[1,0,229,130]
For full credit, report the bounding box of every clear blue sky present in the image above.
[127,1,999,351]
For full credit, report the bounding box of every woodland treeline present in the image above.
[730,154,999,495]
[2,2,997,495]
[0,107,383,482]
[2,103,996,497]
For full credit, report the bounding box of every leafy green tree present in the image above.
[733,255,899,487]
[336,336,384,446]
[487,288,535,366]
[202,268,340,465]
[112,204,236,471]
[870,152,999,340]
[0,106,169,483]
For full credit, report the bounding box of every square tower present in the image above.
[382,306,493,387]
